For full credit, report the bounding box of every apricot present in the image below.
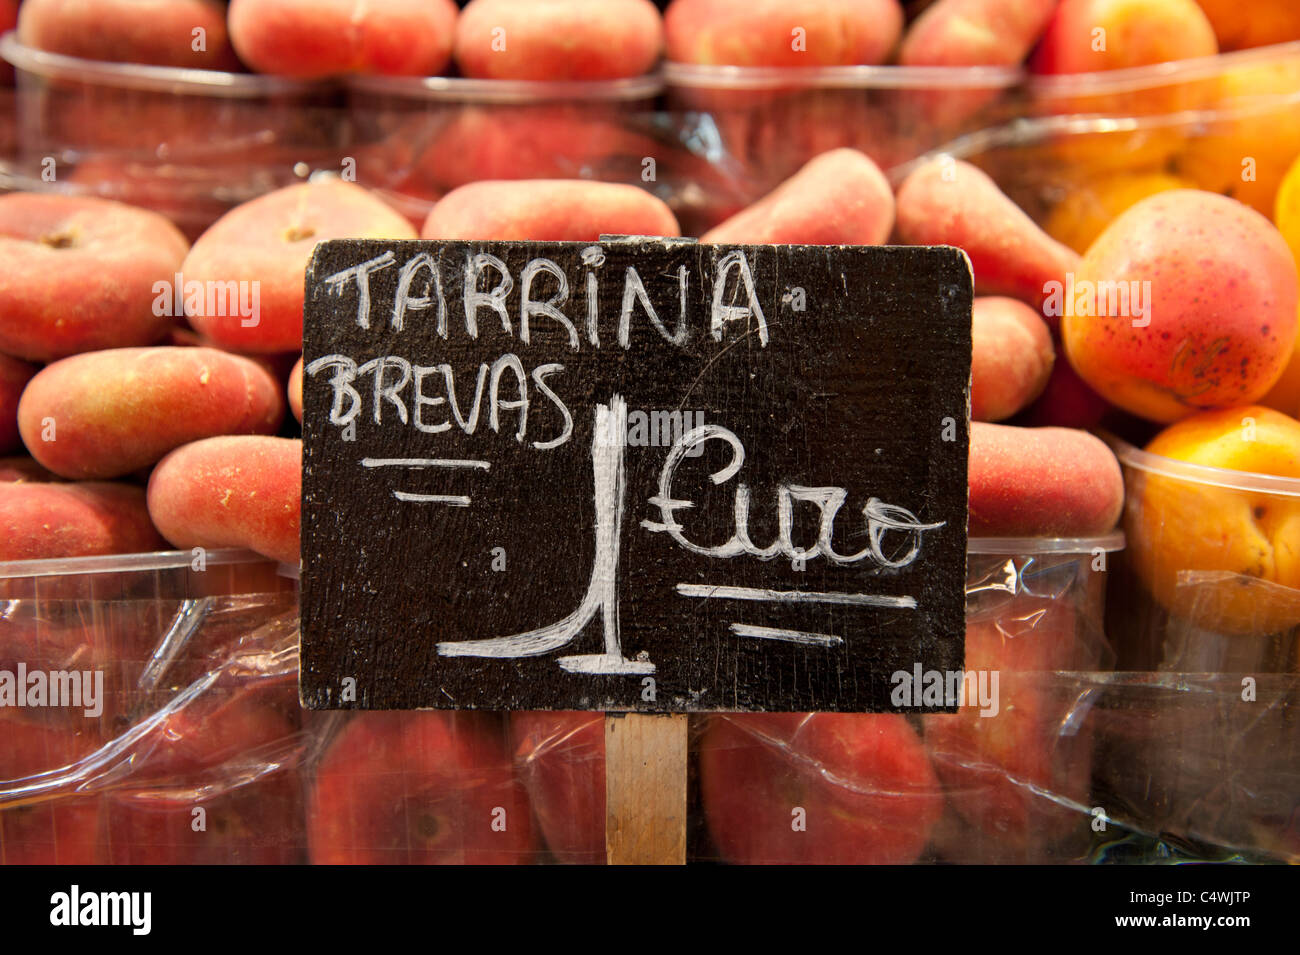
[1277,153,1300,272]
[146,436,302,566]
[18,0,241,71]
[1044,170,1194,254]
[1062,190,1299,423]
[664,0,904,67]
[1174,56,1300,216]
[228,0,459,78]
[701,148,893,245]
[0,354,36,455]
[182,180,417,353]
[17,348,285,480]
[895,157,1079,316]
[1029,0,1219,119]
[1129,406,1300,635]
[0,482,165,561]
[1267,160,1300,417]
[0,194,189,362]
[422,180,680,241]
[455,0,662,80]
[1030,0,1218,75]
[969,422,1124,537]
[1193,0,1300,50]
[970,297,1055,423]
[1260,308,1300,420]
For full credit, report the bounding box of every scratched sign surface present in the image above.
[301,239,971,712]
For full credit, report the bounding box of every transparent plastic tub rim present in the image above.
[0,547,294,580]
[0,537,1123,582]
[662,60,1022,91]
[1028,38,1300,97]
[968,533,1123,555]
[1107,434,1300,498]
[347,71,664,104]
[0,32,331,98]
[889,81,1300,182]
[0,32,663,105]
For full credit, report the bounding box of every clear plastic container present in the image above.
[924,42,1300,236]
[1089,671,1300,864]
[0,535,1132,865]
[663,61,1024,231]
[344,73,666,231]
[1107,438,1300,672]
[0,547,295,602]
[1027,39,1300,117]
[1082,438,1300,863]
[0,33,352,238]
[0,549,302,864]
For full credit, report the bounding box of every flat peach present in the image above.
[665,0,903,67]
[229,0,459,78]
[19,0,241,70]
[182,180,417,353]
[0,194,189,362]
[18,347,285,479]
[0,482,165,561]
[455,0,662,80]
[147,436,302,565]
[422,180,680,241]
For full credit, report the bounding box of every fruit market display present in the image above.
[0,0,1299,866]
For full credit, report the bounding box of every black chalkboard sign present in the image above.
[301,238,971,712]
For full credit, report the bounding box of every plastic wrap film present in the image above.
[0,34,349,240]
[1,540,1296,864]
[687,537,1120,864]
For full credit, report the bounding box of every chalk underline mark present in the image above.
[729,624,843,647]
[363,459,488,508]
[362,458,490,470]
[675,583,917,609]
[393,492,472,506]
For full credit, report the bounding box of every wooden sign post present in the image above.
[300,237,971,864]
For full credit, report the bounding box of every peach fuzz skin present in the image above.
[969,422,1124,538]
[895,158,1079,317]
